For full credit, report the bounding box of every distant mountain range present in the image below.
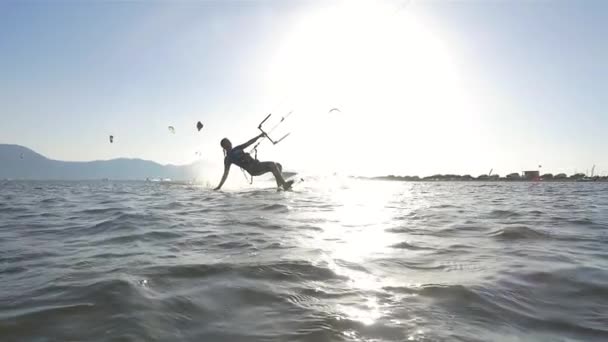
[0,144,209,180]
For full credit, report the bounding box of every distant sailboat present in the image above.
[578,165,597,182]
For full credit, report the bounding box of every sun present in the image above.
[263,0,481,176]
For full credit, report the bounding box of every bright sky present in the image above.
[1,0,607,177]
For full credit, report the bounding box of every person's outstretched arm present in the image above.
[235,133,265,150]
[214,162,231,190]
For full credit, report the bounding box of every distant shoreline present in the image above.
[368,175,607,183]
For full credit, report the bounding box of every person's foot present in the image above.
[283,180,294,190]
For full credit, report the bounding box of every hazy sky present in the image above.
[1,0,607,177]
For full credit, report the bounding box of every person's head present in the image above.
[220,138,232,150]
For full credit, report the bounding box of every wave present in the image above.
[97,230,183,245]
[259,203,290,212]
[150,201,190,210]
[85,213,167,235]
[389,241,433,250]
[0,265,28,275]
[418,283,483,300]
[294,224,323,232]
[39,197,67,204]
[78,207,127,215]
[215,241,255,249]
[439,224,491,235]
[385,226,417,234]
[568,218,595,226]
[489,267,608,337]
[487,209,523,219]
[0,206,30,214]
[431,204,460,209]
[385,280,608,339]
[489,226,549,240]
[381,259,446,271]
[141,261,345,282]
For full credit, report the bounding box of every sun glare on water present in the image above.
[264,0,482,176]
[295,180,425,329]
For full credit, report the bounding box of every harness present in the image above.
[224,148,257,184]
[226,148,255,170]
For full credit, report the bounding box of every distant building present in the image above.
[523,171,540,180]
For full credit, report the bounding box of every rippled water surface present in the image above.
[1,179,607,341]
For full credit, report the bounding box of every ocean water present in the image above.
[1,179,607,342]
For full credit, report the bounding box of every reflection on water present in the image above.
[292,180,433,337]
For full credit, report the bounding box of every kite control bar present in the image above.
[258,113,272,128]
[242,112,292,184]
[257,112,292,145]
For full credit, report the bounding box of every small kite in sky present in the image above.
[20,153,24,159]
[328,108,341,114]
[196,121,204,131]
[168,126,175,134]
[109,135,114,143]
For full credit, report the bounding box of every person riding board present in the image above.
[214,133,293,190]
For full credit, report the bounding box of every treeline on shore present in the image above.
[372,173,607,182]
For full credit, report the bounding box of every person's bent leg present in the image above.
[249,161,286,187]
[268,162,286,187]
